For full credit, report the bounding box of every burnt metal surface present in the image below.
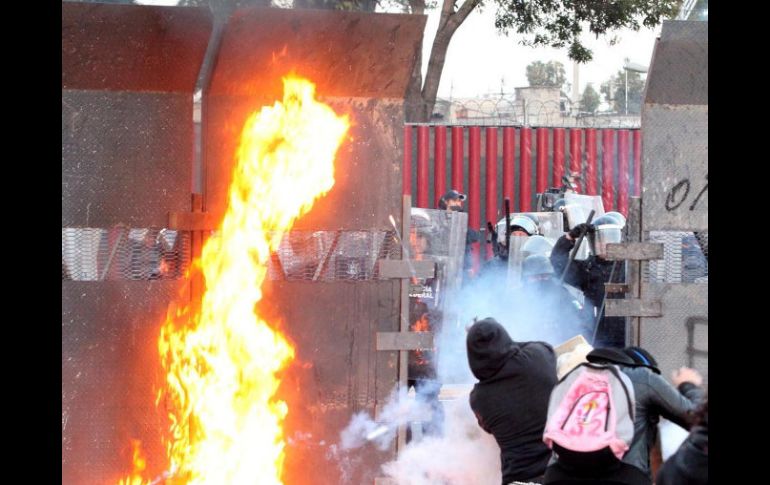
[205,96,413,230]
[62,4,212,92]
[260,281,400,485]
[208,8,426,99]
[201,8,425,483]
[62,4,209,483]
[62,281,183,485]
[62,4,425,483]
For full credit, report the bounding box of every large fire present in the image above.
[120,76,349,484]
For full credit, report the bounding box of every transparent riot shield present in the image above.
[504,211,564,287]
[408,208,468,309]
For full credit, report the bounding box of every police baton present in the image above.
[558,209,595,284]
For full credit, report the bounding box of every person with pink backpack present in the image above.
[541,347,704,485]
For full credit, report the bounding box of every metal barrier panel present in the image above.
[641,21,708,232]
[639,20,708,379]
[639,283,708,381]
[62,5,211,484]
[204,8,425,483]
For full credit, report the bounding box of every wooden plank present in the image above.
[605,242,664,261]
[605,299,662,317]
[604,283,630,294]
[168,210,218,231]
[379,259,435,279]
[376,331,434,351]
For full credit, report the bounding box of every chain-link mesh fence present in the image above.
[267,230,400,281]
[62,227,191,281]
[63,228,402,283]
[643,231,708,284]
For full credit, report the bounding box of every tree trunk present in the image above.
[404,0,427,122]
[404,0,480,123]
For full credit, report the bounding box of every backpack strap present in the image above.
[561,362,634,419]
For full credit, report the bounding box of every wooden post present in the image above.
[626,196,642,345]
[396,194,411,453]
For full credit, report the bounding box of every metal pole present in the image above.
[625,70,628,116]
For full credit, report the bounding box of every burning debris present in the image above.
[118,76,349,484]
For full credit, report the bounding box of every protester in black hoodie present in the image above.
[467,318,558,484]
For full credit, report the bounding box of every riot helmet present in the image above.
[522,254,554,280]
[603,211,626,228]
[509,214,539,236]
[521,235,554,258]
[590,214,623,258]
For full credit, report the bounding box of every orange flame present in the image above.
[119,76,349,485]
[117,440,149,485]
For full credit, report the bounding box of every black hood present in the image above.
[586,347,636,366]
[466,318,517,380]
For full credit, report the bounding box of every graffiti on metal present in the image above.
[664,173,708,213]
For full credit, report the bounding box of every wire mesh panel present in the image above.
[644,231,708,284]
[62,228,192,281]
[267,230,400,281]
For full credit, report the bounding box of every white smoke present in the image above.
[381,397,501,485]
[437,262,588,385]
[339,386,434,452]
[336,250,590,484]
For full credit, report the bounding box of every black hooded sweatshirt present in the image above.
[467,319,558,484]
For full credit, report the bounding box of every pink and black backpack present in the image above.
[543,362,636,469]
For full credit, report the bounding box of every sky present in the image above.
[136,0,661,100]
[418,6,660,99]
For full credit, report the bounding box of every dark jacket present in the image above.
[467,319,557,484]
[544,365,705,485]
[656,409,708,485]
[550,235,625,346]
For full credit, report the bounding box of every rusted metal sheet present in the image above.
[200,9,426,483]
[376,331,435,351]
[208,8,426,99]
[605,299,663,317]
[605,242,664,261]
[62,4,212,92]
[205,97,413,230]
[260,281,400,485]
